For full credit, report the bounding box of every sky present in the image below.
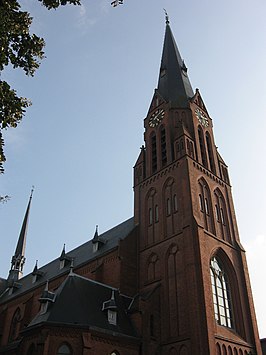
[1,0,266,338]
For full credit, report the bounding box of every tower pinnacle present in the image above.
[8,188,34,281]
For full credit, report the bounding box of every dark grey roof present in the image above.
[0,278,7,295]
[28,273,138,339]
[0,217,136,303]
[157,23,194,108]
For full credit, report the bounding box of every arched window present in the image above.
[198,126,207,167]
[8,307,21,342]
[173,194,178,212]
[147,253,159,282]
[155,205,159,222]
[110,352,120,355]
[57,343,72,355]
[222,344,227,355]
[163,178,179,236]
[160,127,167,167]
[206,132,216,173]
[151,133,157,173]
[214,189,231,242]
[210,256,233,328]
[149,208,153,225]
[166,198,171,215]
[198,179,215,233]
[216,343,222,355]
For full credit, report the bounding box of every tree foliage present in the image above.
[0,0,81,173]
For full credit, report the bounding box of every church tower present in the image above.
[134,18,262,355]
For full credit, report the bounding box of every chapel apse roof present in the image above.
[27,273,138,339]
[0,217,136,302]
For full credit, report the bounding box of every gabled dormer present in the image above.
[102,289,118,325]
[92,225,105,253]
[31,260,44,283]
[59,244,72,269]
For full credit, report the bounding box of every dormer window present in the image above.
[160,68,166,77]
[59,244,71,269]
[93,242,99,253]
[40,302,49,315]
[39,281,56,315]
[8,282,21,295]
[92,225,105,252]
[108,309,117,325]
[102,289,118,326]
[32,261,44,283]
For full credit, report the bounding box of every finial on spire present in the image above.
[93,225,99,240]
[30,185,34,199]
[163,8,169,24]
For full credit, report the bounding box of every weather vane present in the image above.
[163,8,170,24]
[111,0,123,7]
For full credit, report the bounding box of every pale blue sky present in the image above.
[1,0,266,337]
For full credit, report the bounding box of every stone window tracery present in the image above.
[210,256,233,329]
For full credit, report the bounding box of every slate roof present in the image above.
[27,273,138,339]
[0,278,7,295]
[0,217,136,303]
[157,22,194,108]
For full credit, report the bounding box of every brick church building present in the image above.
[0,18,262,355]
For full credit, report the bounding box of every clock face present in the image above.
[195,108,209,127]
[149,109,165,127]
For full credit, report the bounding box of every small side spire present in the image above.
[92,225,99,242]
[59,244,71,269]
[60,244,66,259]
[92,225,105,252]
[8,188,34,281]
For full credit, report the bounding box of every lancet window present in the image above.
[198,126,207,168]
[198,179,214,233]
[206,132,216,173]
[151,133,157,173]
[214,189,230,242]
[160,127,167,167]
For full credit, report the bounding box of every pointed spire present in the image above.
[157,18,194,108]
[60,244,66,259]
[8,187,34,281]
[92,225,99,241]
[33,260,38,274]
